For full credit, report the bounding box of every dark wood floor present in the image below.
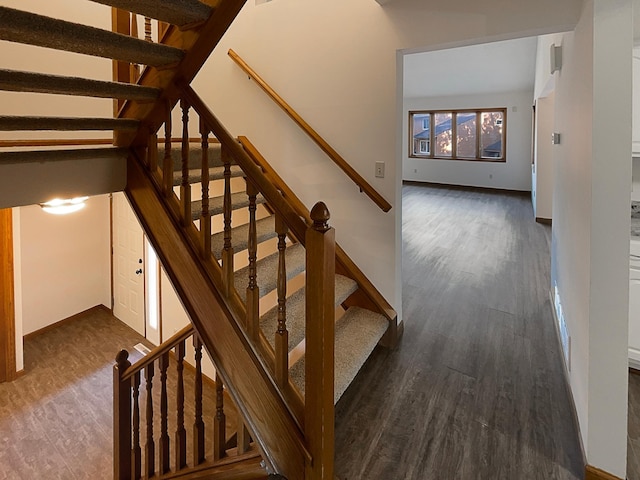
[334,183,585,480]
[630,372,640,479]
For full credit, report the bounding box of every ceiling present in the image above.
[403,36,538,99]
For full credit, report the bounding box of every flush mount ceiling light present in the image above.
[40,196,89,215]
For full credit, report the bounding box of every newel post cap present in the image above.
[310,202,330,232]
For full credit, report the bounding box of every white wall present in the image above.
[402,91,533,191]
[17,195,111,335]
[533,92,555,220]
[540,0,632,476]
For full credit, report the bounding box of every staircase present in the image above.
[0,2,399,479]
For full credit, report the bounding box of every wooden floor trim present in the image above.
[585,464,624,480]
[536,217,552,225]
[23,304,112,341]
[0,208,16,383]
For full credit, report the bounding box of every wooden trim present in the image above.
[536,217,552,226]
[585,465,623,480]
[0,208,16,383]
[23,304,111,341]
[228,49,392,213]
[0,138,114,148]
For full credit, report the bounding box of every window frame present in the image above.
[408,108,507,162]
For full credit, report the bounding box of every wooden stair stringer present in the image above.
[125,154,307,480]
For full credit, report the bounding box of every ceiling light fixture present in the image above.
[40,196,89,215]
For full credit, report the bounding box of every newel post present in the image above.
[304,202,335,480]
[114,350,132,480]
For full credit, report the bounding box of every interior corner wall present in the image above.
[18,195,112,335]
[11,209,23,372]
[402,90,533,191]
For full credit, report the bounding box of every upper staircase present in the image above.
[0,2,399,479]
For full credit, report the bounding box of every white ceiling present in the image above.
[403,37,538,99]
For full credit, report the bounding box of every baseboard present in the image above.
[585,464,624,480]
[401,180,529,196]
[23,304,111,341]
[536,217,552,226]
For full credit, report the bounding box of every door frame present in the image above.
[0,208,16,382]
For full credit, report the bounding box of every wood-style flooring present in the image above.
[629,372,640,479]
[334,183,585,480]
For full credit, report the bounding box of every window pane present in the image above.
[456,113,477,158]
[434,113,452,157]
[480,111,503,158]
[412,113,430,156]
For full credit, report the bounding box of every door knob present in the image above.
[136,269,143,275]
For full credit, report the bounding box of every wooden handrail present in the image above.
[228,48,392,213]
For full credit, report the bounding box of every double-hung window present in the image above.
[409,108,506,162]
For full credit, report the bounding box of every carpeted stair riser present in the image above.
[210,216,276,260]
[234,243,306,298]
[0,7,184,67]
[89,0,213,28]
[190,192,265,221]
[0,147,128,165]
[261,274,359,351]
[172,164,243,187]
[0,69,160,100]
[289,306,389,404]
[0,116,139,131]
[159,144,225,171]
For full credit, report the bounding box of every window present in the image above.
[409,108,506,162]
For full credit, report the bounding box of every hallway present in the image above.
[333,183,584,479]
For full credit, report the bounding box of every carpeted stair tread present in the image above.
[172,165,243,186]
[210,216,276,260]
[289,306,389,404]
[260,275,358,351]
[0,116,139,131]
[0,7,184,67]
[0,69,160,100]
[0,147,128,165]
[89,0,212,28]
[234,243,306,298]
[190,191,265,221]
[159,144,224,170]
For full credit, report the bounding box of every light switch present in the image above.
[375,161,385,178]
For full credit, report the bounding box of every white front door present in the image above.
[112,192,145,336]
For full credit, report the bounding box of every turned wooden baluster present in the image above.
[144,363,155,478]
[144,17,152,42]
[175,341,187,469]
[305,202,336,480]
[162,101,173,197]
[193,335,205,465]
[200,120,211,258]
[132,371,141,479]
[147,129,158,173]
[113,350,132,480]
[213,371,226,461]
[275,215,289,387]
[222,147,234,296]
[246,181,259,340]
[180,99,191,226]
[159,352,170,475]
[129,13,140,83]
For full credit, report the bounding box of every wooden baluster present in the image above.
[129,13,140,83]
[113,350,132,480]
[180,99,191,226]
[175,341,187,470]
[159,352,170,475]
[144,17,152,42]
[275,215,289,387]
[246,181,259,340]
[193,335,205,465]
[132,371,141,479]
[213,371,226,461]
[304,202,336,480]
[222,147,234,296]
[147,129,158,174]
[200,120,211,258]
[144,364,155,478]
[237,421,251,455]
[162,101,173,197]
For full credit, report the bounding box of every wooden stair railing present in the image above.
[227,48,392,213]
[113,325,266,480]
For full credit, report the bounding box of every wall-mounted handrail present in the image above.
[228,48,392,213]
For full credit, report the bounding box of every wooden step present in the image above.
[260,274,359,351]
[190,192,265,221]
[0,69,160,100]
[0,147,128,165]
[289,306,388,404]
[0,6,184,67]
[160,143,223,170]
[0,116,139,131]
[234,243,306,298]
[210,216,276,260]
[172,164,243,187]
[89,0,213,28]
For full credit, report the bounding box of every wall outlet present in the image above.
[375,161,385,178]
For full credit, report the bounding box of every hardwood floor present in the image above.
[630,372,640,480]
[334,183,584,480]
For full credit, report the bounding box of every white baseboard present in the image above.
[629,347,640,370]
